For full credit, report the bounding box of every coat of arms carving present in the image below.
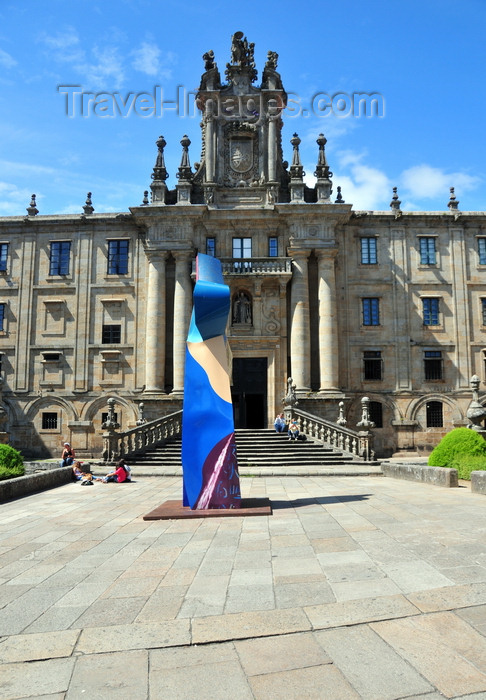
[230,139,253,173]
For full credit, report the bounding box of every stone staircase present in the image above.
[130,428,383,477]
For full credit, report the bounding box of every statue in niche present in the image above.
[232,291,252,324]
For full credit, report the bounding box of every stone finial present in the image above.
[83,192,94,215]
[335,186,345,203]
[289,133,304,180]
[202,50,216,71]
[357,396,375,429]
[265,50,278,71]
[136,401,147,425]
[336,401,347,426]
[141,190,149,206]
[390,186,401,211]
[314,133,332,180]
[151,135,169,182]
[177,135,192,181]
[26,194,38,216]
[448,186,459,210]
[467,374,486,431]
[282,377,299,407]
[101,397,120,431]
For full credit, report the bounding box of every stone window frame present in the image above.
[361,297,380,327]
[40,411,60,433]
[417,234,439,267]
[477,236,486,266]
[0,243,8,273]
[0,302,5,334]
[424,350,443,382]
[107,239,130,275]
[360,236,378,265]
[421,295,442,327]
[426,400,443,428]
[268,236,278,257]
[363,350,383,381]
[49,241,71,276]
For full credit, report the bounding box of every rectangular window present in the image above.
[49,242,71,276]
[206,238,216,257]
[426,401,443,428]
[0,244,8,272]
[108,240,129,275]
[478,238,486,265]
[42,412,58,430]
[360,237,377,264]
[102,324,121,344]
[268,237,278,257]
[424,350,443,380]
[369,401,383,428]
[362,298,380,326]
[0,303,4,332]
[482,299,486,326]
[233,237,252,272]
[422,297,440,326]
[363,350,382,380]
[419,237,436,265]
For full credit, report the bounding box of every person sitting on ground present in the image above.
[96,460,129,483]
[288,419,300,441]
[274,413,286,433]
[60,442,75,467]
[71,461,84,481]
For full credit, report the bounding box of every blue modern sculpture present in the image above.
[181,254,241,509]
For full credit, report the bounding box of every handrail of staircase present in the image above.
[102,409,183,462]
[288,406,375,461]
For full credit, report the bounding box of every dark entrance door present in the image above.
[232,357,267,428]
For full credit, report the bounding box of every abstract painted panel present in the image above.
[182,254,241,509]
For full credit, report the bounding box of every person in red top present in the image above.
[97,460,129,483]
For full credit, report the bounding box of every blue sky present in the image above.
[0,0,484,215]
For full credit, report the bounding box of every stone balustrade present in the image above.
[288,407,375,461]
[192,258,292,276]
[102,410,182,463]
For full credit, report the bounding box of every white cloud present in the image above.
[331,151,391,210]
[0,48,16,69]
[0,181,35,216]
[401,164,480,200]
[131,41,161,76]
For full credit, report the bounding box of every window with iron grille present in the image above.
[108,240,129,274]
[369,401,383,428]
[206,238,216,257]
[362,298,380,326]
[422,297,440,326]
[42,412,58,430]
[424,351,443,380]
[363,351,382,380]
[419,237,436,265]
[0,244,8,272]
[426,401,443,427]
[478,238,486,265]
[49,242,71,276]
[102,325,121,344]
[481,299,486,326]
[268,237,278,257]
[0,304,4,332]
[360,237,377,264]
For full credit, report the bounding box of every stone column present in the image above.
[144,250,168,393]
[289,248,311,392]
[316,249,339,391]
[268,116,277,182]
[172,250,193,395]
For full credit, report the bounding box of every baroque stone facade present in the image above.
[0,33,484,458]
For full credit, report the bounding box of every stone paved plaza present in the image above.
[1,475,486,699]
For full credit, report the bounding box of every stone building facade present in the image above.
[0,33,483,458]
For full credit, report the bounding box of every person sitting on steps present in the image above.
[274,413,286,433]
[288,419,299,441]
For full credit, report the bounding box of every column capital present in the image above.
[315,246,338,260]
[171,248,194,261]
[288,247,311,260]
[144,247,169,262]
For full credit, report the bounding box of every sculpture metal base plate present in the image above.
[143,498,272,520]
